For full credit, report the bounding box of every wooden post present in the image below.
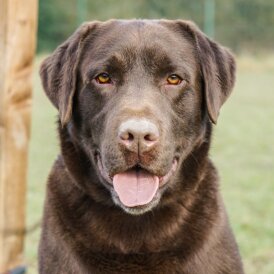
[0,0,37,272]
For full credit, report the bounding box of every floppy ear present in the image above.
[40,22,97,126]
[178,21,236,124]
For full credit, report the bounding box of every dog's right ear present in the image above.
[40,22,97,126]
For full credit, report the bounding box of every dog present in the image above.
[38,19,244,273]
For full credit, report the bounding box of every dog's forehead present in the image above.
[81,20,197,75]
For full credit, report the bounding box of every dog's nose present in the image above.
[118,119,159,153]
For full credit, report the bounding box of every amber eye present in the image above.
[167,74,182,85]
[95,73,111,84]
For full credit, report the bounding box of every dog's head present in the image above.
[40,20,235,215]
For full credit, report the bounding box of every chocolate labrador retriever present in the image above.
[39,19,244,273]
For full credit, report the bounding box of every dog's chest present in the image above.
[82,251,183,274]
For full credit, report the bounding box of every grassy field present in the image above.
[25,55,274,273]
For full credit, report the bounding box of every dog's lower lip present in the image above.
[158,159,178,186]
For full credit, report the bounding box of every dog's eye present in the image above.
[167,74,182,85]
[95,73,111,84]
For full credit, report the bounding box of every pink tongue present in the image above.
[113,169,159,207]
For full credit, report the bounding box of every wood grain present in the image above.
[0,0,37,271]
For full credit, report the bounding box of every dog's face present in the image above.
[40,20,235,215]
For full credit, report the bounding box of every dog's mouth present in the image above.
[97,155,178,209]
[113,166,160,207]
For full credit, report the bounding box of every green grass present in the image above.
[25,54,274,273]
[25,56,58,273]
[212,54,274,274]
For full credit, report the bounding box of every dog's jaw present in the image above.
[96,154,178,215]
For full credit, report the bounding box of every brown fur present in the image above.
[39,20,244,274]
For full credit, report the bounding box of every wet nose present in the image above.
[118,119,159,153]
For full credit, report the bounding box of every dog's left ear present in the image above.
[177,21,236,124]
[40,22,97,126]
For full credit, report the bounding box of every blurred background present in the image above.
[26,0,274,273]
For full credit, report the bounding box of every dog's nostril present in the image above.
[120,132,134,141]
[128,133,134,141]
[144,133,157,142]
